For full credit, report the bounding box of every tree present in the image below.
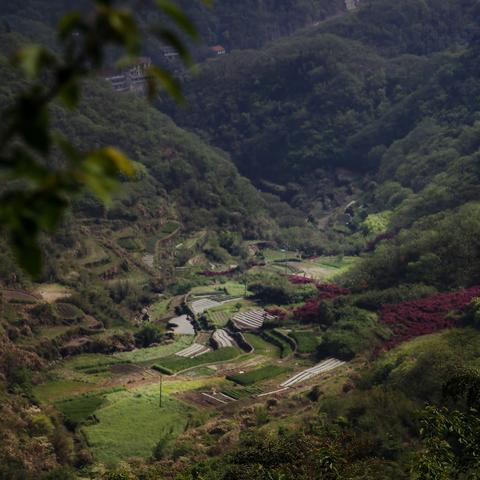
[413,369,480,479]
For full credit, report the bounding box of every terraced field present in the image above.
[212,329,235,348]
[190,298,222,315]
[227,365,289,386]
[208,310,231,326]
[175,343,211,358]
[280,358,345,387]
[153,347,244,374]
[232,310,275,331]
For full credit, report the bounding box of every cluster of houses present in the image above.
[102,57,152,93]
[103,44,226,93]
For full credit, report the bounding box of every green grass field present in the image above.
[207,310,231,327]
[244,333,281,358]
[153,347,244,373]
[227,365,289,386]
[34,380,99,403]
[55,392,107,426]
[190,281,248,297]
[83,379,214,465]
[289,331,320,354]
[263,249,301,263]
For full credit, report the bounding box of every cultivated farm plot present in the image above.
[200,390,237,405]
[175,343,211,358]
[2,288,40,303]
[280,358,345,388]
[208,310,231,326]
[232,310,275,331]
[190,298,222,315]
[212,329,235,348]
[227,365,289,386]
[83,379,213,464]
[153,347,243,374]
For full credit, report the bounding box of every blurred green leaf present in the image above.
[155,0,199,40]
[58,11,83,40]
[58,80,80,109]
[13,45,55,79]
[78,147,134,201]
[148,65,183,103]
[155,28,193,65]
[15,94,51,154]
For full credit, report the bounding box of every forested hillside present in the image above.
[0,0,346,60]
[169,0,480,180]
[166,0,480,287]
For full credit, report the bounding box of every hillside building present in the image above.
[209,45,226,56]
[345,0,361,10]
[160,46,180,61]
[103,57,152,94]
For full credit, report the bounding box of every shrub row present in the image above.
[152,365,174,375]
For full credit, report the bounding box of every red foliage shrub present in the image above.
[265,306,288,320]
[316,283,351,299]
[288,275,316,285]
[287,276,351,298]
[200,267,238,277]
[366,229,399,252]
[289,280,351,323]
[294,298,321,323]
[378,286,480,351]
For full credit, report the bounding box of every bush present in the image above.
[134,324,164,348]
[349,284,438,311]
[317,307,387,360]
[379,286,480,351]
[249,275,317,305]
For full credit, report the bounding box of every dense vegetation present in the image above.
[2,1,480,479]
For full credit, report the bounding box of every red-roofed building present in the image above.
[209,45,226,56]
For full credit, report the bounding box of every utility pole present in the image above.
[159,375,163,408]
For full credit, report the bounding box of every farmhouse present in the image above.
[209,45,226,56]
